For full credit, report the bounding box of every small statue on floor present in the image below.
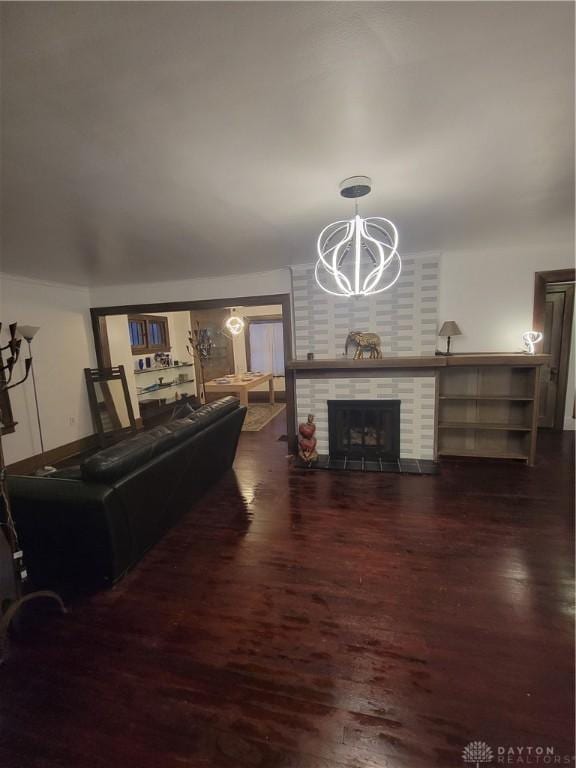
[298,414,318,466]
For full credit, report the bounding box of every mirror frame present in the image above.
[84,365,137,447]
[89,293,294,447]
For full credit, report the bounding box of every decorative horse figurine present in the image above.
[345,331,382,360]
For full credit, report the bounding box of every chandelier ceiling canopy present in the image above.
[315,176,402,298]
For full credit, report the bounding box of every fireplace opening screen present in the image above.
[327,400,400,460]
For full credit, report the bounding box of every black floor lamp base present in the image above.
[0,590,67,663]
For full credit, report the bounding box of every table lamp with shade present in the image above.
[16,325,55,475]
[438,321,462,355]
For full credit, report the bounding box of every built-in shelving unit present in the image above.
[285,354,549,465]
[134,363,196,403]
[134,363,193,376]
[437,363,541,464]
[438,421,532,431]
[439,394,534,401]
[138,379,195,394]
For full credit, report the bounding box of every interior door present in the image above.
[539,283,574,428]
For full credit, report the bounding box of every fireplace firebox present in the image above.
[328,400,400,460]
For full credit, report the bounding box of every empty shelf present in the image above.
[438,421,532,431]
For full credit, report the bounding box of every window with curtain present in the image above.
[248,321,284,375]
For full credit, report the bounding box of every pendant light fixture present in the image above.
[315,176,401,298]
[225,313,245,336]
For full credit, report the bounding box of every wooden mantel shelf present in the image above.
[286,354,550,372]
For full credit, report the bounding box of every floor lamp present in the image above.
[16,326,54,475]
[0,321,65,662]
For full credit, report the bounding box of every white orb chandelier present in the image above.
[315,176,401,298]
[225,315,245,336]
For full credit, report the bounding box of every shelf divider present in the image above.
[438,394,534,401]
[438,422,532,431]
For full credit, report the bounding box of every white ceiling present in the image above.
[1,2,573,286]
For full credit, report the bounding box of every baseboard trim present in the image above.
[7,434,100,475]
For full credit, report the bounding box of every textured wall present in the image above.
[295,376,436,459]
[291,255,439,359]
[291,255,439,459]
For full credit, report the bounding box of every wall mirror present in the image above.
[84,366,137,446]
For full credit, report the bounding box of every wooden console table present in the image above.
[285,354,550,465]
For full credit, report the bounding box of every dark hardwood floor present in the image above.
[0,416,574,767]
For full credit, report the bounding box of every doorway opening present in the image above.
[533,269,575,430]
[90,294,293,436]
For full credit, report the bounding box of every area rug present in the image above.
[242,403,286,432]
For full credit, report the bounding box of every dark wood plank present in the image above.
[0,415,573,767]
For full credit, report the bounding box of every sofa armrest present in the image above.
[8,474,112,504]
[7,475,131,592]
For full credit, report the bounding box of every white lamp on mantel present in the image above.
[438,321,462,356]
[16,325,54,475]
[522,331,543,355]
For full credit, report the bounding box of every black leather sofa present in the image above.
[9,397,246,593]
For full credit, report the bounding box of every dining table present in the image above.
[204,372,274,407]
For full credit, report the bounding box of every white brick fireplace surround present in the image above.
[290,255,439,460]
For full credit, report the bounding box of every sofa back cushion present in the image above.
[187,396,240,429]
[81,430,164,484]
[171,401,196,419]
[81,396,240,484]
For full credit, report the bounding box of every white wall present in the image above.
[0,274,96,465]
[90,268,291,307]
[438,242,574,354]
[439,241,576,430]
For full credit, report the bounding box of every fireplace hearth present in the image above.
[294,399,437,475]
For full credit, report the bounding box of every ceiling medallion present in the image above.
[225,315,245,336]
[315,176,402,298]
